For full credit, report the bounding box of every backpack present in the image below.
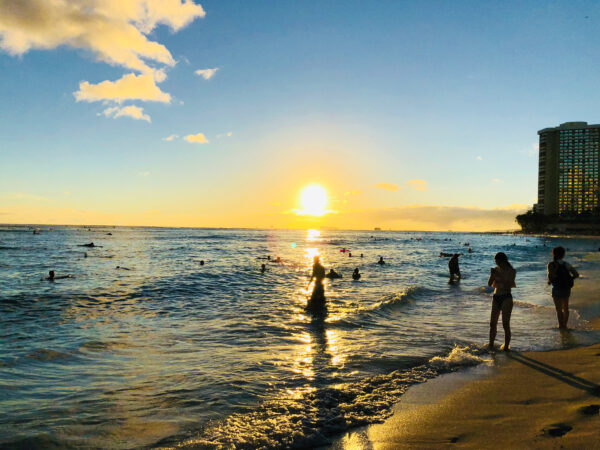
[554,263,574,289]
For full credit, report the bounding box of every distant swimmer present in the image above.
[348,252,352,257]
[448,253,461,283]
[360,253,364,258]
[107,232,112,236]
[116,266,130,270]
[377,256,385,265]
[326,268,342,279]
[468,247,473,253]
[352,268,361,280]
[307,255,326,311]
[44,270,72,281]
[78,242,101,248]
[261,263,266,273]
[200,260,205,266]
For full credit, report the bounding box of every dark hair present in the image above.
[552,246,565,260]
[494,252,514,271]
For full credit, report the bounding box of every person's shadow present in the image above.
[506,351,600,396]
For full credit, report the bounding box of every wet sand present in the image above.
[331,275,600,449]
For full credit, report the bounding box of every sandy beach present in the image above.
[331,273,600,449]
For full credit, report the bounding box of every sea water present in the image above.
[1,227,599,448]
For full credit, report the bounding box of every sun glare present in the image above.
[298,184,328,216]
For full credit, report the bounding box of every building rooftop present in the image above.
[538,121,600,134]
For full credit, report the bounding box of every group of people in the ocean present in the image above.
[307,245,580,351]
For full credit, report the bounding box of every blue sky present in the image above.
[1,0,599,230]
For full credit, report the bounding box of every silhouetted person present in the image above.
[360,253,364,258]
[78,242,101,248]
[487,252,516,351]
[352,268,361,280]
[261,263,266,273]
[377,256,385,265]
[547,246,579,330]
[348,252,352,257]
[448,253,461,282]
[200,260,205,266]
[307,255,326,311]
[44,270,72,281]
[326,268,341,279]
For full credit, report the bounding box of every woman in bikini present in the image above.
[487,252,516,351]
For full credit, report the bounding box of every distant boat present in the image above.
[374,227,381,231]
[33,228,41,235]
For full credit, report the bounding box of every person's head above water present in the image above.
[353,268,359,273]
[200,260,205,265]
[49,270,55,279]
[552,246,566,260]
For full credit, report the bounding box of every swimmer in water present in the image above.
[44,270,72,281]
[261,263,266,273]
[78,242,101,248]
[352,268,361,280]
[307,256,326,311]
[200,260,205,266]
[377,256,385,265]
[326,268,342,279]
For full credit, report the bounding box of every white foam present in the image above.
[429,345,487,370]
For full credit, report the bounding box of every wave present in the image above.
[363,286,427,313]
[175,344,487,449]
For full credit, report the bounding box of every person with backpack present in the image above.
[547,246,579,330]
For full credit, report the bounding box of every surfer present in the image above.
[44,270,72,281]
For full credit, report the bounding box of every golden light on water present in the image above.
[297,184,328,216]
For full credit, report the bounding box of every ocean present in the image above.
[1,226,599,448]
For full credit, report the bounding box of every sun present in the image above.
[298,184,328,216]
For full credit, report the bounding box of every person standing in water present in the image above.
[547,246,579,329]
[448,253,461,283]
[487,252,516,351]
[307,255,326,310]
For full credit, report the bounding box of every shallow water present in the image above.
[1,227,599,448]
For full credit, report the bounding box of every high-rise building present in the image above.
[535,122,600,216]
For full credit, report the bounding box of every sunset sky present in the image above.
[2,0,600,231]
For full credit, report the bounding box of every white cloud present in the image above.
[477,156,483,161]
[184,132,208,144]
[406,179,427,191]
[0,1,205,108]
[0,0,204,75]
[375,182,400,192]
[195,67,219,79]
[101,105,151,122]
[76,73,170,104]
[163,134,179,141]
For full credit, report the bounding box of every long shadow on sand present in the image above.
[506,352,600,397]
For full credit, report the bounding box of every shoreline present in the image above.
[329,272,600,449]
